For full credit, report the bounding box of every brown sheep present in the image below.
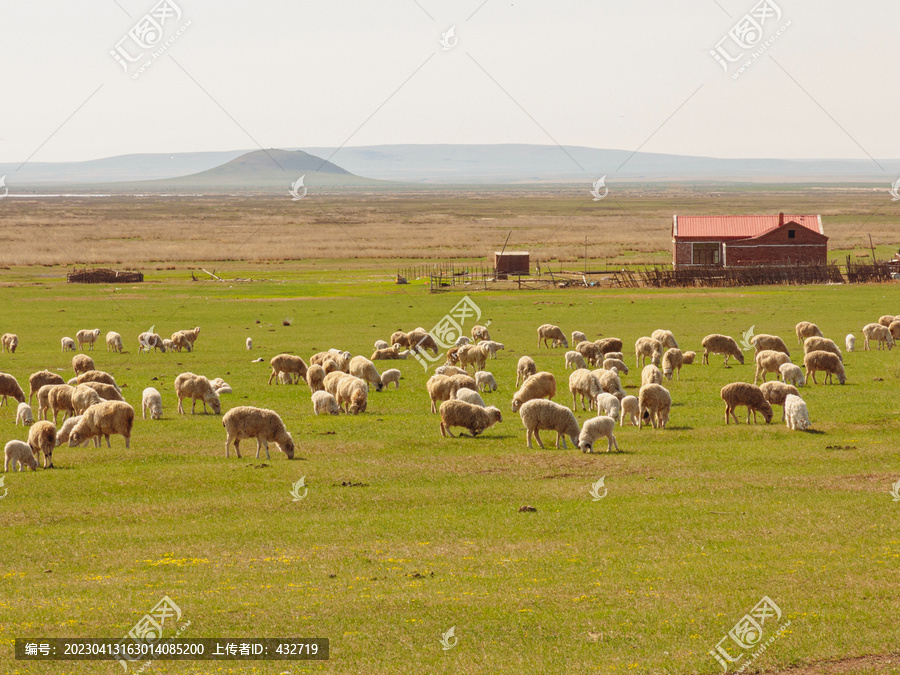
[701,334,744,365]
[795,321,823,346]
[595,338,624,355]
[720,382,773,425]
[306,364,326,392]
[759,381,800,421]
[79,381,125,402]
[28,421,57,468]
[174,373,221,414]
[0,373,26,407]
[48,384,76,424]
[407,329,439,356]
[68,400,135,448]
[390,331,410,349]
[223,406,294,459]
[750,334,790,356]
[28,370,64,405]
[439,400,502,437]
[537,324,568,349]
[268,354,309,385]
[804,351,845,385]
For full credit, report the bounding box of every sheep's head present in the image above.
[511,398,521,412]
[762,406,773,424]
[579,439,593,453]
[375,382,384,392]
[279,437,295,460]
[486,407,502,425]
[24,453,38,470]
[838,372,846,385]
[208,397,221,414]
[68,431,83,447]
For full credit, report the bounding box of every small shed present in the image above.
[494,251,529,278]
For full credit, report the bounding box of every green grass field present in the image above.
[1,268,899,674]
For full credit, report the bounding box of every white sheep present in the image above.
[619,395,639,427]
[179,326,201,350]
[571,330,588,346]
[138,332,166,353]
[68,400,134,448]
[568,370,601,411]
[454,336,471,347]
[454,387,486,407]
[803,336,843,360]
[845,334,855,352]
[4,440,38,472]
[641,364,663,387]
[512,372,557,412]
[661,349,684,381]
[759,381,799,422]
[638,383,671,429]
[602,358,629,375]
[439,400,502,438]
[1,333,19,353]
[222,406,295,459]
[578,416,619,453]
[81,381,125,402]
[435,365,468,376]
[381,368,401,389]
[480,341,505,359]
[592,368,626,400]
[15,402,34,426]
[72,354,95,376]
[565,351,587,370]
[595,393,621,420]
[246,337,253,350]
[795,321,823,346]
[373,339,389,350]
[142,387,163,420]
[105,331,123,353]
[174,373,221,414]
[779,363,806,387]
[306,365,326,392]
[76,328,101,351]
[701,334,745,365]
[682,351,696,365]
[471,324,492,343]
[518,399,580,449]
[754,350,791,385]
[804,351,846,385]
[350,356,384,392]
[635,337,663,368]
[720,382,773,425]
[269,354,309,385]
[784,394,811,431]
[515,356,537,387]
[604,351,625,362]
[72,385,102,416]
[162,338,175,352]
[537,324,568,349]
[56,415,92,448]
[336,375,368,414]
[61,337,76,352]
[29,421,57,468]
[862,323,894,351]
[474,371,497,393]
[312,391,341,415]
[650,329,678,350]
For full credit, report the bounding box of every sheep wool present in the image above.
[537,324,568,349]
[68,400,134,449]
[142,387,163,420]
[512,372,557,412]
[223,406,295,459]
[350,356,384,392]
[312,391,341,416]
[4,440,38,472]
[381,368,401,389]
[15,401,34,426]
[29,420,57,468]
[619,395,640,427]
[720,382,773,425]
[518,399,580,449]
[439,400,502,438]
[701,334,744,365]
[474,371,497,393]
[638,383,671,430]
[578,416,620,453]
[174,373,221,414]
[784,394,811,431]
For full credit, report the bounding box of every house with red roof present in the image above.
[671,213,827,269]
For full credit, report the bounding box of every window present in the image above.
[788,229,796,239]
[692,243,720,265]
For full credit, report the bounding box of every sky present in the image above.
[0,0,897,165]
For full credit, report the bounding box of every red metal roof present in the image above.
[674,215,821,239]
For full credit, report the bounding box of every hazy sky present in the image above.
[1,0,897,164]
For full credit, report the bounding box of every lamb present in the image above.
[862,323,894,351]
[750,334,790,356]
[594,368,627,400]
[571,330,588,346]
[71,385,103,415]
[174,373,221,414]
[312,390,341,415]
[701,334,744,365]
[76,371,120,392]
[1,333,18,353]
[4,440,38,472]
[568,369,602,411]
[784,394,811,431]
[15,402,33,426]
[222,406,294,459]
[682,351,696,365]
[661,349,684,381]
[79,381,124,402]
[138,332,166,353]
[29,420,57,468]
[845,334,856,352]
[578,416,620,453]
[381,368,401,389]
[759,381,800,421]
[720,382,773,425]
[803,336,843,360]
[638,383,671,429]
[515,356,537,386]
[471,324,491,342]
[72,354,95,375]
[76,328,101,351]
[566,351,587,370]
[641,364,662,387]
[170,331,193,352]
[605,351,624,362]
[407,329,439,356]
[28,370,64,405]
[56,415,92,448]
[778,363,806,387]
[439,399,502,438]
[180,326,201,349]
[457,344,489,373]
[650,329,678,350]
[602,358,629,375]
[246,337,253,350]
[306,364,326,392]
[47,384,76,423]
[635,337,663,368]
[878,314,896,327]
[268,354,309,385]
[480,341,505,359]
[512,372,557,412]
[804,350,846,385]
[595,338,624,356]
[162,339,175,352]
[142,387,163,420]
[454,336,471,347]
[61,337,76,352]
[105,331,123,353]
[518,399,580,449]
[795,321,823,345]
[390,331,410,349]
[336,375,368,414]
[435,365,468,376]
[374,339,389,350]
[454,387,486,407]
[595,392,621,420]
[575,341,603,366]
[0,373,26,406]
[371,347,409,361]
[754,350,792,384]
[537,324,568,349]
[619,395,640,427]
[349,356,384,391]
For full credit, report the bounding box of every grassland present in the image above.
[0,266,899,674]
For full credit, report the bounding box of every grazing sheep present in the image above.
[578,416,620,453]
[537,324,568,349]
[576,341,603,366]
[795,321,823,345]
[471,325,491,342]
[67,400,134,449]
[701,334,744,365]
[28,371,64,405]
[862,323,894,351]
[56,415,91,448]
[604,351,624,361]
[480,341,505,359]
[845,334,856,352]
[4,440,38,472]
[222,406,294,459]
[306,364,326,392]
[661,349,684,381]
[602,358,629,376]
[312,390,341,415]
[682,351,696,365]
[47,384,76,423]
[641,365,662,387]
[439,399,502,437]
[516,356,537,387]
[784,394,811,431]
[350,356,384,392]
[15,402,33,426]
[804,351,846,385]
[374,339,389,350]
[381,368,401,389]
[720,382,773,425]
[635,337,663,368]
[76,328,101,351]
[651,329,678,350]
[454,336,471,347]
[268,354,309,385]
[72,385,102,415]
[72,354,95,376]
[619,395,640,427]
[138,332,166,353]
[75,371,120,391]
[779,363,806,387]
[179,326,201,350]
[407,329,439,356]
[638,383,671,429]
[474,371,497,393]
[36,384,56,421]
[427,375,458,413]
[61,336,76,352]
[162,339,175,352]
[750,334,790,356]
[142,387,163,420]
[594,369,627,400]
[29,421,57,468]
[208,377,228,391]
[79,381,124,402]
[754,350,792,384]
[803,336,843,361]
[174,373,221,414]
[566,351,587,370]
[759,381,800,421]
[390,331,410,349]
[323,371,350,397]
[568,370,602,411]
[512,372,557,412]
[457,344,489,373]
[336,375,368,414]
[518,399,580,449]
[371,346,409,360]
[170,331,193,352]
[1,333,19,353]
[595,338,624,355]
[246,337,253,350]
[105,331,123,353]
[0,373,26,407]
[454,387,486,407]
[571,330,587,346]
[595,393,621,420]
[435,365,468,376]
[878,315,896,327]
[890,322,900,341]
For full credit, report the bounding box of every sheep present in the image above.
[471,324,491,342]
[595,338,624,355]
[576,341,603,366]
[638,383,671,429]
[407,329,439,356]
[594,369,627,400]
[635,337,663,368]
[439,399,502,438]
[29,420,57,468]
[316,351,349,372]
[803,336,843,360]
[174,373,221,414]
[349,356,384,391]
[779,363,806,387]
[454,336,471,347]
[454,387,486,407]
[4,440,38,472]
[650,329,678,350]
[222,406,294,459]
[72,354,95,376]
[435,365,468,376]
[878,314,896,327]
[604,351,624,361]
[890,322,900,341]
[480,341,505,359]
[516,356,537,386]
[682,351,696,365]
[701,334,744,365]
[208,377,228,391]
[142,387,163,420]
[862,323,894,351]
[306,364,326,392]
[28,370,64,405]
[68,400,134,448]
[47,384,76,423]
[641,365,662,387]
[381,368,401,389]
[323,371,350,396]
[568,370,601,411]
[754,350,792,384]
[373,339,389,351]
[720,382,773,425]
[795,321,823,345]
[750,334,790,356]
[105,331,123,353]
[661,348,684,381]
[804,350,846,385]
[61,337,76,352]
[180,326,201,349]
[268,354,309,385]
[36,384,56,421]
[79,381,124,402]
[784,394,811,431]
[0,373,26,407]
[518,399,580,449]
[76,371,120,391]
[71,385,102,416]
[845,334,856,352]
[246,337,253,350]
[162,339,175,352]
[578,416,620,453]
[474,371,497,393]
[170,331,193,352]
[566,351,587,370]
[457,344,489,373]
[15,402,33,426]
[427,375,457,413]
[602,358,629,376]
[138,331,166,353]
[336,375,368,414]
[512,372,557,412]
[371,347,408,360]
[390,331,410,349]
[537,324,568,349]
[312,390,341,415]
[76,328,101,351]
[1,333,19,353]
[571,330,587,346]
[619,395,640,427]
[759,381,800,421]
[595,392,621,420]
[55,415,92,448]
